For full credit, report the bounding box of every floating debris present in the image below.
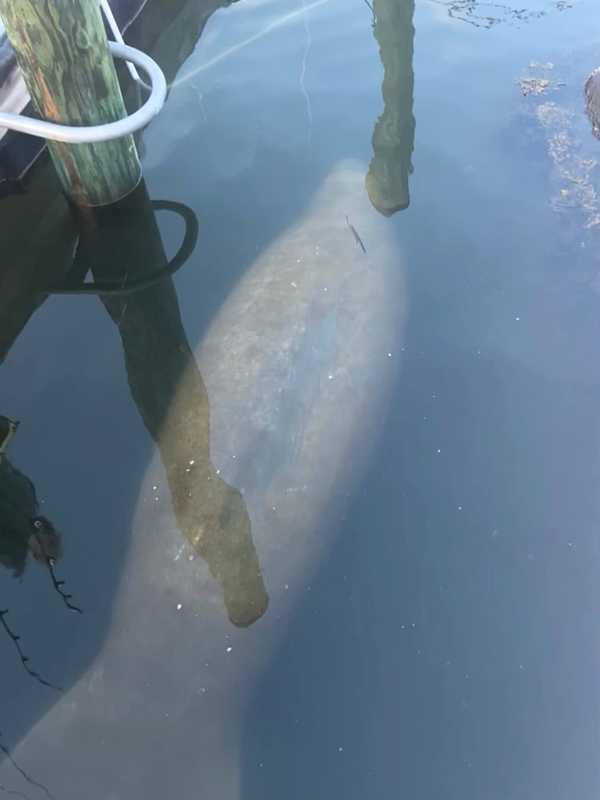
[519,77,552,96]
[518,61,564,96]
[536,101,600,227]
[521,58,600,233]
[426,0,570,30]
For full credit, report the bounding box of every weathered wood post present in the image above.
[0,0,141,206]
[366,0,415,216]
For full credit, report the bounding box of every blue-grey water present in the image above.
[1,0,600,798]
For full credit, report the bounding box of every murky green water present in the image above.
[1,0,600,797]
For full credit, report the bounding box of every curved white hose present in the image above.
[0,42,166,143]
[100,0,151,90]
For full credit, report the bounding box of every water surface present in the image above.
[1,0,600,798]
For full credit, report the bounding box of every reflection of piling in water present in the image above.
[366,0,415,215]
[73,182,268,627]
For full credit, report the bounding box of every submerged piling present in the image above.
[0,0,141,206]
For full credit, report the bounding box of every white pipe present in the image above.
[0,42,166,143]
[99,0,146,87]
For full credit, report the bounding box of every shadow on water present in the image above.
[0,175,207,747]
[0,0,278,779]
[0,414,75,702]
[0,0,345,790]
[71,181,269,628]
[0,418,62,584]
[0,159,282,764]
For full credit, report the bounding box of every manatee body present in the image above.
[2,161,407,798]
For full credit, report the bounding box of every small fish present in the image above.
[345,215,367,254]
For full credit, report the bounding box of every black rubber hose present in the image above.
[47,199,199,296]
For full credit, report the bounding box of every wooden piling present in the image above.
[0,0,141,206]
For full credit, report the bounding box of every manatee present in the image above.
[0,159,407,798]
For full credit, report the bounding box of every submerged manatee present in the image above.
[3,160,407,798]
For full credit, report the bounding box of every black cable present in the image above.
[47,199,199,296]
